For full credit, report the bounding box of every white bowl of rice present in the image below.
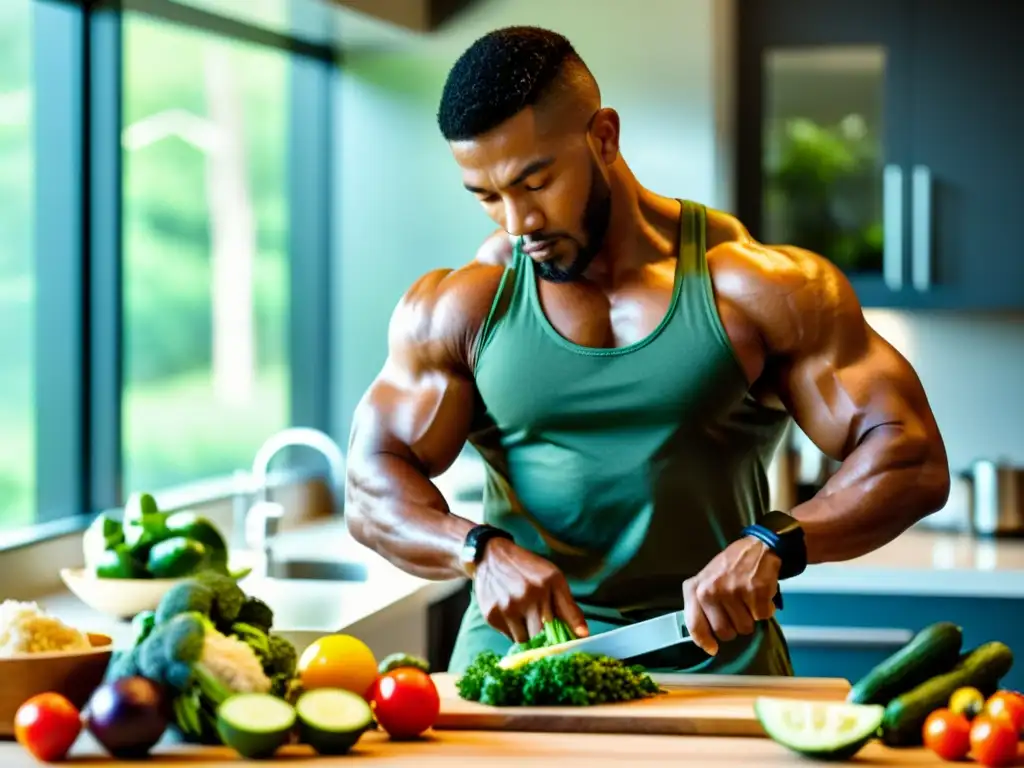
[0,600,113,735]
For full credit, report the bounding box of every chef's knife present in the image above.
[505,590,784,664]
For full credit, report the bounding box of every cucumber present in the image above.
[847,621,963,705]
[754,697,884,761]
[880,640,1014,746]
[295,688,374,755]
[216,693,296,759]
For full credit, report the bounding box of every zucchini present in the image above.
[880,640,1014,746]
[216,693,296,759]
[295,688,373,755]
[754,697,885,761]
[847,621,963,705]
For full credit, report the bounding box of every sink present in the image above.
[264,558,369,582]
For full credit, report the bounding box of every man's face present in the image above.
[450,107,612,283]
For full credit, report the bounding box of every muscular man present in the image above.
[345,26,950,675]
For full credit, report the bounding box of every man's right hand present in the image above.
[472,537,589,643]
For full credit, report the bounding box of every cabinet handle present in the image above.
[912,165,933,291]
[882,164,904,290]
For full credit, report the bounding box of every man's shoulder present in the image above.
[704,209,860,353]
[388,237,512,372]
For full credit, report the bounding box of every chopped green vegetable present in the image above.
[456,648,661,707]
[217,693,296,759]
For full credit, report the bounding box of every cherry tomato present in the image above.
[370,667,440,739]
[970,716,1019,768]
[14,692,82,762]
[949,686,986,720]
[984,691,1024,735]
[923,708,971,761]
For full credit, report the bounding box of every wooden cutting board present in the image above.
[431,672,852,737]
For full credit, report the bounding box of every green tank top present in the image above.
[455,200,795,676]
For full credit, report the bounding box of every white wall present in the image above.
[332,0,736,442]
[331,0,1024,477]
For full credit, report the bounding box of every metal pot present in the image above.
[962,460,1024,537]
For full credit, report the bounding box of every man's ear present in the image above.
[589,107,620,166]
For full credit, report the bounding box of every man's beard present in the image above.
[534,159,612,284]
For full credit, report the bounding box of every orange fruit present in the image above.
[297,634,379,698]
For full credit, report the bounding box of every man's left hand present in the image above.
[682,536,781,656]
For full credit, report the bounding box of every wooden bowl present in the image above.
[0,632,113,737]
[60,567,185,620]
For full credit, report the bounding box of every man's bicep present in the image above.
[774,260,940,461]
[349,269,477,478]
[354,359,475,478]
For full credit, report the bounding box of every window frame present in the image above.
[11,0,337,549]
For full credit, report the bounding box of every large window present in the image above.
[0,0,33,532]
[0,0,333,540]
[121,14,290,492]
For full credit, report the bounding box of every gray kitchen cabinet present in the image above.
[737,0,1024,310]
[778,591,1024,692]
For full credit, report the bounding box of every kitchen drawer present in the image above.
[777,592,1024,691]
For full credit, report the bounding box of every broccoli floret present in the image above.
[236,596,274,633]
[455,648,661,708]
[194,570,246,628]
[266,634,297,678]
[138,611,211,692]
[230,622,271,667]
[103,646,142,683]
[154,581,215,625]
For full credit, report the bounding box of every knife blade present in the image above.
[525,609,692,663]
[503,590,784,665]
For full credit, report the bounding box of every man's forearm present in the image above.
[345,451,477,581]
[790,425,950,563]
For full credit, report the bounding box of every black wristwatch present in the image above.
[459,524,513,578]
[741,510,807,580]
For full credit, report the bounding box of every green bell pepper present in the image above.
[163,512,229,573]
[123,491,173,558]
[146,536,208,578]
[95,543,147,579]
[83,512,125,568]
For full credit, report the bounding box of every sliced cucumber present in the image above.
[754,697,884,761]
[216,693,296,759]
[295,688,374,755]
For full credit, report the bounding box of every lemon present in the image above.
[297,634,379,698]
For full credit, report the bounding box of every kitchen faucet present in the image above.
[237,427,347,575]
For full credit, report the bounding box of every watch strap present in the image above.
[460,524,513,577]
[741,510,807,581]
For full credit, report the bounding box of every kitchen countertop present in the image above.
[0,728,963,766]
[27,474,1024,653]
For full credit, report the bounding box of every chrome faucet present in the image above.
[238,427,347,574]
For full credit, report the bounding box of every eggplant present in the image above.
[84,676,169,758]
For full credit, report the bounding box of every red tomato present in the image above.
[923,708,971,761]
[984,691,1024,735]
[370,667,440,739]
[14,692,82,762]
[970,716,1019,768]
